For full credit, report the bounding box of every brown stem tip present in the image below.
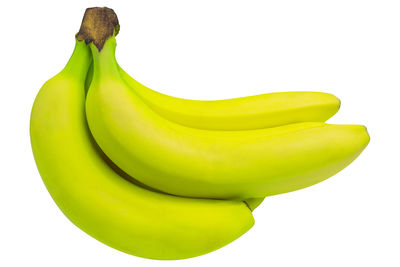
[76,7,120,51]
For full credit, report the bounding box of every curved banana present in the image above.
[120,69,341,130]
[85,63,341,131]
[30,39,254,260]
[86,36,370,200]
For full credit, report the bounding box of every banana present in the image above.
[85,35,370,200]
[120,69,341,130]
[85,60,341,131]
[30,38,254,260]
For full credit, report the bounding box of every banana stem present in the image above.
[76,7,119,51]
[61,40,92,82]
[75,7,121,82]
[90,37,121,81]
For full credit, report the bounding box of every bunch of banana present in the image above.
[30,7,370,260]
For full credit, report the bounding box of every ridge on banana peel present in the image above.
[30,39,254,260]
[85,35,370,200]
[85,63,341,131]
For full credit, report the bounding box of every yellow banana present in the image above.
[85,36,370,200]
[30,38,254,260]
[85,60,341,131]
[119,69,340,130]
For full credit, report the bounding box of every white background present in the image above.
[1,0,399,266]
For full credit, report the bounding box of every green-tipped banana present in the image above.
[30,38,254,260]
[85,36,370,200]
